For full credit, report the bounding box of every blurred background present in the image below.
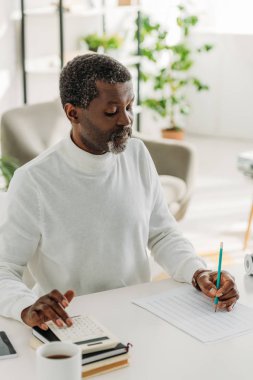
[1,0,253,276]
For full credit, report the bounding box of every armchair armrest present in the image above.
[134,132,196,220]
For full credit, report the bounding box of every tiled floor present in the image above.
[151,133,253,279]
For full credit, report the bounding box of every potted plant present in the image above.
[80,33,123,54]
[136,5,213,139]
[118,0,139,5]
[0,156,19,191]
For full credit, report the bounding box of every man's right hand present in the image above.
[21,289,75,330]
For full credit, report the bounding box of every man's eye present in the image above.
[105,111,117,117]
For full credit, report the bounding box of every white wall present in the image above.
[185,32,253,140]
[0,1,21,116]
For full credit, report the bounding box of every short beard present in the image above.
[107,128,132,154]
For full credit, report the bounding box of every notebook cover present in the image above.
[82,359,129,378]
[30,336,130,365]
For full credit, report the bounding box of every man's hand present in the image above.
[192,269,239,311]
[21,289,75,330]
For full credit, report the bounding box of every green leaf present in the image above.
[178,79,189,87]
[158,31,167,41]
[0,156,19,189]
[185,15,198,26]
[139,71,150,82]
[170,44,190,59]
[177,17,183,27]
[197,44,214,53]
[140,48,156,62]
[180,105,190,115]
[171,59,193,71]
[192,78,209,91]
[170,95,180,105]
[142,98,167,118]
[178,4,185,11]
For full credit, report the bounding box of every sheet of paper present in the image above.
[132,285,253,343]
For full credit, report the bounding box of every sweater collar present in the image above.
[60,133,116,175]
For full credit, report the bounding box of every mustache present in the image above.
[110,127,132,140]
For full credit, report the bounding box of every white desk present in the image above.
[1,262,253,380]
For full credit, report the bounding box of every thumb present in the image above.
[64,289,75,303]
[198,276,217,298]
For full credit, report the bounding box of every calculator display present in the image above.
[76,336,109,345]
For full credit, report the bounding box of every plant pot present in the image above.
[161,129,184,140]
[118,0,139,5]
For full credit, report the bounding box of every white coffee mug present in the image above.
[244,253,253,275]
[36,342,82,380]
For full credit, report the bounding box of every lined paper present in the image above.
[133,285,253,343]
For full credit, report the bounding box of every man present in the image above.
[0,54,239,331]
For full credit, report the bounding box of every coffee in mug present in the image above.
[36,342,81,380]
[46,355,71,359]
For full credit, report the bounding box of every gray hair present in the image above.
[59,53,132,108]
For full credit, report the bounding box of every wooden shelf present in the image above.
[12,6,57,19]
[25,53,141,75]
[26,55,60,74]
[12,4,141,20]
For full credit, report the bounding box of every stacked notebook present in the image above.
[30,336,130,378]
[30,315,131,378]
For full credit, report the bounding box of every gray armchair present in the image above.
[134,132,196,220]
[1,100,196,220]
[1,99,69,165]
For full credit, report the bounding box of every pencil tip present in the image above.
[220,242,223,249]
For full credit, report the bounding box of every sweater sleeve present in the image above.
[0,168,40,322]
[145,146,206,283]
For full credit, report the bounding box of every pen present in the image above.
[214,242,223,312]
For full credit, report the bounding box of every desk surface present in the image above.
[1,262,253,380]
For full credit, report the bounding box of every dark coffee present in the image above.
[46,355,71,360]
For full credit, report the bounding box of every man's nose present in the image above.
[116,110,133,127]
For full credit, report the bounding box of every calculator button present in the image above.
[47,316,106,343]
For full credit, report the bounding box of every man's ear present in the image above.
[64,103,80,125]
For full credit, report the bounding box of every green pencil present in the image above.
[214,242,223,312]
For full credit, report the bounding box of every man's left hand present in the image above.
[193,269,239,311]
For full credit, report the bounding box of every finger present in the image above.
[43,299,73,327]
[219,288,239,301]
[216,279,235,297]
[27,309,49,331]
[64,290,75,304]
[221,270,235,281]
[34,303,66,326]
[27,309,46,328]
[39,323,49,331]
[48,289,70,309]
[217,296,238,310]
[227,303,237,312]
[198,277,217,298]
[225,298,237,309]
[46,299,73,326]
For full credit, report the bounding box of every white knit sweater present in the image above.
[0,135,205,322]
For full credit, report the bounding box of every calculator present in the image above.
[46,315,119,354]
